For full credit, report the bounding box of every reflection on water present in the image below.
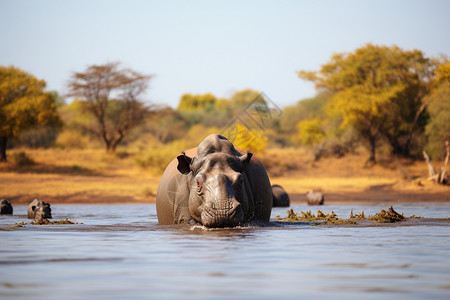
[1,203,449,299]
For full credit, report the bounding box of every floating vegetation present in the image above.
[276,206,418,226]
[409,215,423,219]
[276,209,341,224]
[316,218,357,226]
[32,218,80,225]
[368,206,406,223]
[0,222,27,230]
[350,210,366,220]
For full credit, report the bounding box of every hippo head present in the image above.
[176,135,254,228]
[1,199,13,215]
[32,201,52,219]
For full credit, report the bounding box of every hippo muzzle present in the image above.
[201,199,244,228]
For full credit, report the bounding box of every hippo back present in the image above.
[1,199,13,215]
[27,199,52,219]
[272,185,290,207]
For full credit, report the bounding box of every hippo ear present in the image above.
[239,153,253,168]
[177,153,192,175]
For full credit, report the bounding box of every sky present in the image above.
[1,0,449,108]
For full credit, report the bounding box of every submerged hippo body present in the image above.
[27,199,52,219]
[156,134,273,227]
[272,185,290,207]
[1,199,13,215]
[306,191,324,205]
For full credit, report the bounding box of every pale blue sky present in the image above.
[1,0,449,108]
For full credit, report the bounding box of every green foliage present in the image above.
[0,66,62,161]
[279,92,330,133]
[299,44,436,161]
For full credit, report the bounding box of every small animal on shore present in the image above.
[306,190,324,205]
[156,134,273,228]
[27,199,52,219]
[1,199,13,215]
[272,184,290,207]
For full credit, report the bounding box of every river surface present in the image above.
[1,202,449,299]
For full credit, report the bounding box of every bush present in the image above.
[55,129,91,149]
[12,151,35,166]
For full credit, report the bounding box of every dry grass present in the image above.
[0,146,448,204]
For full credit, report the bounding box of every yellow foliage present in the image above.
[0,66,61,137]
[177,93,217,111]
[55,129,90,149]
[435,61,450,83]
[225,124,267,153]
[295,118,325,146]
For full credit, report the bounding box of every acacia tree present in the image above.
[299,44,435,162]
[0,66,61,162]
[67,62,152,152]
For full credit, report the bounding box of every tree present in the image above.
[177,93,217,112]
[280,91,330,133]
[0,66,61,162]
[67,62,153,152]
[424,61,450,159]
[299,44,435,162]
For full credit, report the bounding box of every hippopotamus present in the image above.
[272,184,290,207]
[27,199,52,219]
[156,134,273,227]
[1,199,13,215]
[306,190,324,205]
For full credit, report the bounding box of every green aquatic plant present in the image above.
[368,206,406,223]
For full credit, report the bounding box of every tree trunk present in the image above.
[422,151,436,178]
[423,142,449,184]
[0,136,7,162]
[368,135,377,163]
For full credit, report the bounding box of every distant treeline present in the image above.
[1,44,449,164]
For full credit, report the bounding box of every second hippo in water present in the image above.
[306,190,324,205]
[272,185,290,207]
[27,199,52,219]
[1,199,13,215]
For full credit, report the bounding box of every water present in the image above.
[1,203,449,299]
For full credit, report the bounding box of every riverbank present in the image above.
[1,148,448,204]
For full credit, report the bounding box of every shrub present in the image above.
[12,151,35,166]
[55,129,91,149]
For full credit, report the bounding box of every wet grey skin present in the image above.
[1,199,13,215]
[272,184,290,207]
[156,134,273,228]
[27,199,52,219]
[306,190,324,205]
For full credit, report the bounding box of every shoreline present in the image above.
[5,190,449,205]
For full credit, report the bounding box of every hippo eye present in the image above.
[233,174,243,191]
